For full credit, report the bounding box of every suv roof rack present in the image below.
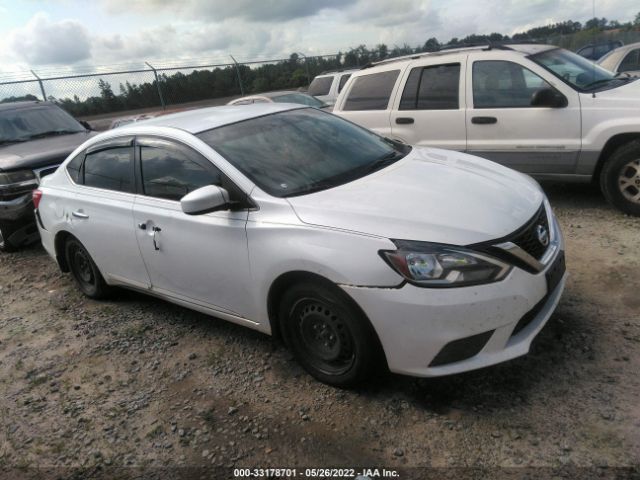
[362,41,518,69]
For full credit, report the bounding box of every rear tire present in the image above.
[0,221,20,253]
[600,140,640,216]
[279,281,383,387]
[64,237,112,299]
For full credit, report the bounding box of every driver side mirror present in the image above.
[530,88,568,108]
[180,185,230,215]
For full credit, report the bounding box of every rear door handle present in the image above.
[471,116,497,125]
[72,210,89,219]
[395,117,414,124]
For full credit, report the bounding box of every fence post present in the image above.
[145,62,166,110]
[230,55,245,96]
[297,53,311,87]
[30,70,47,101]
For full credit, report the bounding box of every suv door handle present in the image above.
[395,117,414,124]
[72,210,89,219]
[471,116,497,125]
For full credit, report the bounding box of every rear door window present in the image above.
[308,76,333,96]
[343,70,400,111]
[83,147,134,193]
[399,63,460,110]
[66,153,84,184]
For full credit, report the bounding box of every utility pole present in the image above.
[145,62,166,110]
[230,55,244,96]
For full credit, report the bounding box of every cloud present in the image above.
[8,12,91,65]
[101,0,357,22]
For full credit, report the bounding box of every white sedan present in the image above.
[34,104,566,387]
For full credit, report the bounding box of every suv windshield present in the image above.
[530,48,633,91]
[0,104,84,144]
[197,108,410,197]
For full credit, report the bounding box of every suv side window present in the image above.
[308,76,333,96]
[618,49,640,72]
[473,60,553,108]
[338,74,351,93]
[343,70,400,111]
[400,63,460,110]
[83,147,134,193]
[140,144,222,201]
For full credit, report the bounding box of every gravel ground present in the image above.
[0,183,639,479]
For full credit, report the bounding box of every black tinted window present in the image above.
[83,147,133,192]
[308,76,333,96]
[473,60,552,108]
[338,74,351,93]
[141,145,221,201]
[343,70,400,111]
[66,153,84,184]
[619,49,640,72]
[400,64,460,110]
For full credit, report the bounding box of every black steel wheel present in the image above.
[65,237,112,299]
[279,281,383,387]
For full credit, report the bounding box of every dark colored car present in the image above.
[0,101,96,251]
[576,41,624,61]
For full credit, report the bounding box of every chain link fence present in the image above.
[0,54,343,125]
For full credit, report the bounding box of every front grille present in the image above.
[507,205,550,260]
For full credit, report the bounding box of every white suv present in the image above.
[308,69,357,105]
[333,44,640,216]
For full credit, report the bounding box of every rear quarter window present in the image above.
[308,76,333,96]
[343,70,400,111]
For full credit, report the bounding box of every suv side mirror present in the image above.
[530,88,568,108]
[180,185,229,215]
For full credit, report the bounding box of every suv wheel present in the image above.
[0,221,19,253]
[65,237,112,299]
[279,282,383,387]
[601,140,640,216]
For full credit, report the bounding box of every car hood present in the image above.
[286,147,544,246]
[0,131,96,172]
[586,77,640,104]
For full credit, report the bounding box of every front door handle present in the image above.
[471,116,497,125]
[72,210,89,219]
[395,117,414,124]
[152,226,161,251]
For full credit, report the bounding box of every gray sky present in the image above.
[0,0,639,75]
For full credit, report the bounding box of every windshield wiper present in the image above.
[583,77,629,90]
[0,139,27,146]
[25,129,82,140]
[364,150,405,174]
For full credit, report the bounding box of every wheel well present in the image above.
[266,270,388,369]
[594,133,640,183]
[54,231,73,272]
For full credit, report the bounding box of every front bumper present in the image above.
[0,192,34,221]
[341,227,566,378]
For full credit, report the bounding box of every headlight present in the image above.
[0,170,37,186]
[380,240,511,287]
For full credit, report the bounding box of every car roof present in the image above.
[116,103,304,134]
[364,43,557,70]
[0,100,53,112]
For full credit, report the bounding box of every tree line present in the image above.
[4,12,639,117]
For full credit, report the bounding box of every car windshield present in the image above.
[272,93,326,108]
[530,48,631,91]
[197,108,410,197]
[0,105,84,144]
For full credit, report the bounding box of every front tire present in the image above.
[279,282,382,387]
[65,237,112,299]
[600,140,640,216]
